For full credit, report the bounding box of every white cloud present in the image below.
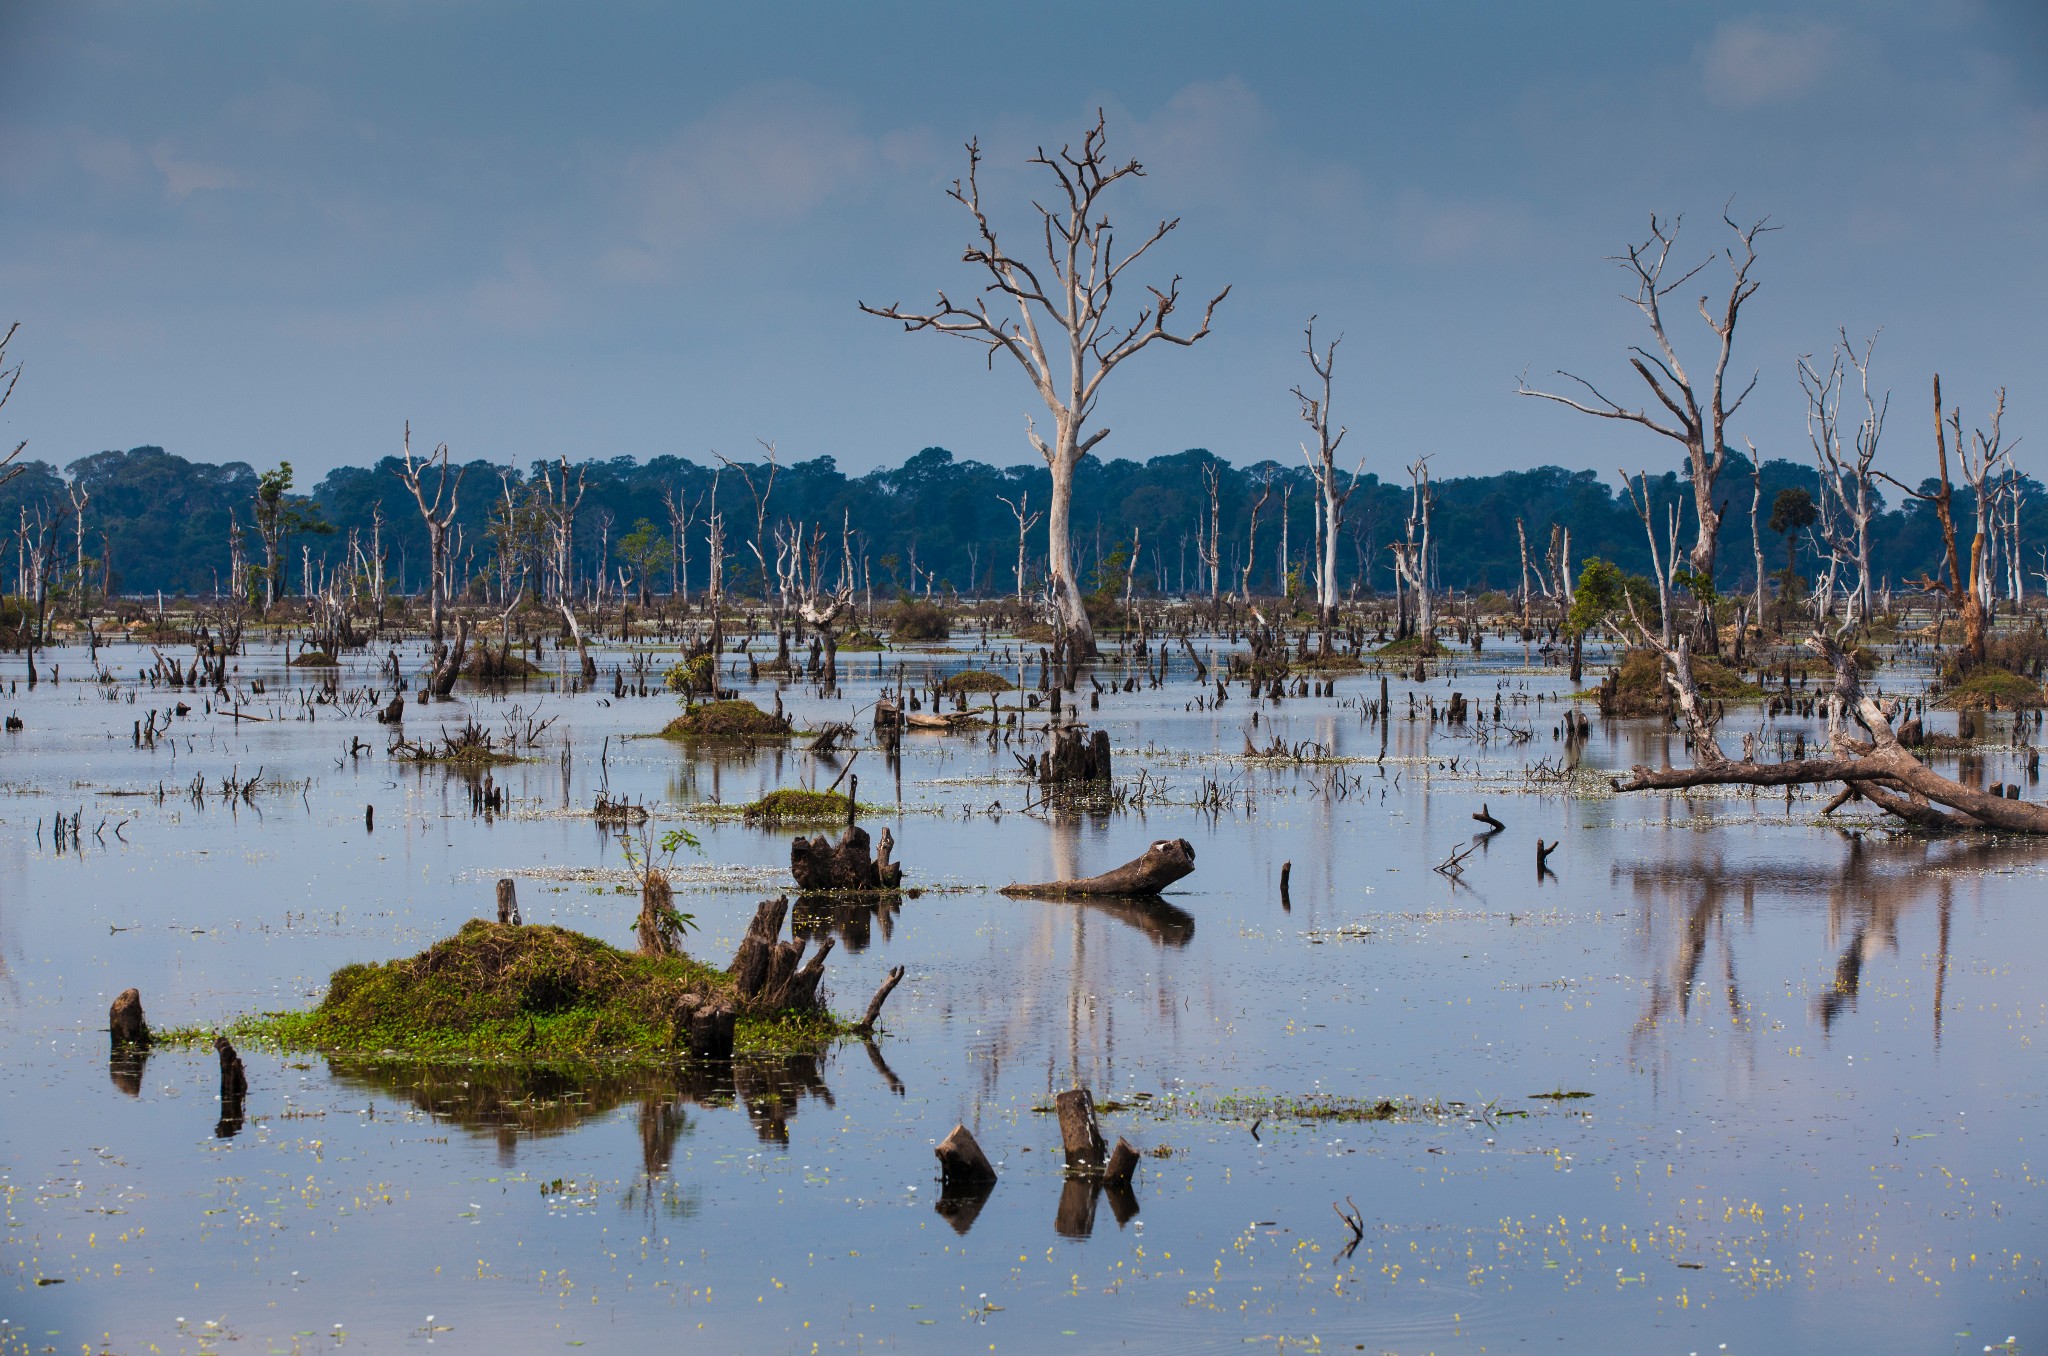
[151,144,240,198]
[1701,18,1835,109]
[612,82,927,270]
[1390,189,1532,263]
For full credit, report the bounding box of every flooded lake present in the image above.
[3,636,2044,1353]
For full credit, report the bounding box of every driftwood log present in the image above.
[790,825,902,892]
[729,896,834,1011]
[109,988,150,1047]
[1001,839,1196,898]
[1615,631,2048,834]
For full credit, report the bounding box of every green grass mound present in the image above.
[466,649,543,679]
[1375,635,1443,657]
[660,699,792,742]
[1298,652,1366,672]
[1601,647,1760,716]
[288,651,338,667]
[942,668,1013,694]
[744,788,852,824]
[222,920,833,1060]
[1942,666,2045,709]
[835,629,886,653]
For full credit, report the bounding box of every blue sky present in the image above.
[1,1,2043,481]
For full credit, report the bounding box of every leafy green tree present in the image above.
[1768,486,1817,602]
[252,462,332,609]
[615,518,672,605]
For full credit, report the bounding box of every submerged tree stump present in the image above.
[790,825,903,892]
[1000,839,1197,898]
[1041,727,1113,784]
[1104,1136,1140,1188]
[495,878,522,926]
[729,896,834,1011]
[672,995,736,1060]
[109,988,151,1048]
[935,1124,998,1190]
[1055,1087,1107,1175]
[215,1035,248,1106]
[376,694,405,725]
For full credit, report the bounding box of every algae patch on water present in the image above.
[181,920,841,1060]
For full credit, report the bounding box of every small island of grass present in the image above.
[660,698,794,742]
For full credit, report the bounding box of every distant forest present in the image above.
[2,443,2041,604]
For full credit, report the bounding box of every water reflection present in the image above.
[792,891,900,953]
[108,1045,148,1098]
[326,1051,838,1168]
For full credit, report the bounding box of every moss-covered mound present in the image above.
[228,921,831,1060]
[1601,647,1760,716]
[942,668,1013,694]
[835,629,887,653]
[1298,652,1366,672]
[1375,635,1443,657]
[743,788,852,824]
[1941,667,2045,710]
[288,651,338,667]
[466,649,543,680]
[660,699,793,742]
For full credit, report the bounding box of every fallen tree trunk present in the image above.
[1000,838,1196,898]
[1613,631,2048,834]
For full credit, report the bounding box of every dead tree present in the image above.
[995,490,1043,602]
[1618,470,1674,648]
[1800,331,1887,624]
[395,423,466,642]
[1198,463,1223,605]
[1294,317,1359,651]
[1521,211,1774,651]
[0,322,25,490]
[662,482,701,599]
[790,824,902,892]
[1238,471,1272,603]
[1614,624,2048,833]
[861,111,1228,655]
[539,456,596,680]
[1390,457,1436,644]
[1876,377,2007,669]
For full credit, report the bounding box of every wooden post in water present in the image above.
[1055,1088,1106,1175]
[496,878,521,925]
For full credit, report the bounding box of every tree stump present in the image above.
[790,825,903,892]
[1104,1136,1140,1187]
[214,1034,248,1139]
[1055,1087,1106,1174]
[935,1124,998,1190]
[728,896,834,1011]
[1001,839,1197,898]
[495,878,521,926]
[1041,726,1113,784]
[672,995,736,1061]
[376,694,405,724]
[109,988,150,1048]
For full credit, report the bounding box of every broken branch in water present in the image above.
[1473,803,1505,833]
[851,964,905,1036]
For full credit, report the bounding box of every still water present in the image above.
[1,636,2042,1353]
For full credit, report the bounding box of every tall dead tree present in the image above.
[1293,317,1357,652]
[1521,211,1773,652]
[861,111,1228,656]
[995,490,1042,601]
[1238,471,1272,603]
[395,423,466,642]
[1800,331,1887,625]
[1877,378,2008,669]
[1390,458,1436,645]
[1197,463,1223,604]
[661,484,701,599]
[540,456,596,681]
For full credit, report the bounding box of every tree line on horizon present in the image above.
[0,439,2037,609]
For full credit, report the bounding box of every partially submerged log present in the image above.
[109,988,150,1048]
[790,825,903,892]
[851,964,905,1037]
[1615,631,2048,834]
[1000,839,1196,898]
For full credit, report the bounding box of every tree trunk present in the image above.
[1047,448,1095,654]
